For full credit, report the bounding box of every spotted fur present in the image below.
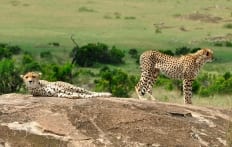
[21,72,111,99]
[135,48,214,104]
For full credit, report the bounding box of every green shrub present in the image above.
[22,54,41,73]
[192,80,200,94]
[40,51,53,58]
[128,48,138,58]
[213,41,232,47]
[199,87,211,97]
[109,46,125,64]
[0,44,22,60]
[22,54,33,64]
[41,63,73,83]
[223,72,231,80]
[71,43,125,67]
[175,46,191,55]
[7,45,21,54]
[190,48,201,53]
[48,42,60,47]
[213,41,224,47]
[223,23,232,29]
[0,59,22,94]
[0,47,12,59]
[225,41,232,47]
[95,67,137,97]
[159,49,174,56]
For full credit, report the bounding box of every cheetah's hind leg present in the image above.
[135,72,150,100]
[146,68,160,101]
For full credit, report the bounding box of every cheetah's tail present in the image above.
[91,92,112,98]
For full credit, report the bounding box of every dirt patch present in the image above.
[177,13,223,23]
[205,33,232,42]
[0,94,231,146]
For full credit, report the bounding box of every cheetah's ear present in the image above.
[20,74,24,79]
[38,72,42,77]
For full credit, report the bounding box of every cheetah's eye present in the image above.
[25,76,28,79]
[32,76,36,78]
[206,51,210,56]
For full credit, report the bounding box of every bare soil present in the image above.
[178,13,223,23]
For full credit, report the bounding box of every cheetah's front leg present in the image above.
[183,79,193,104]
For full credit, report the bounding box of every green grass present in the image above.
[131,87,232,109]
[1,0,232,69]
[1,0,232,50]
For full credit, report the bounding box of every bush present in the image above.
[7,45,21,54]
[192,80,200,94]
[109,46,125,64]
[225,41,232,47]
[128,48,138,58]
[159,49,174,56]
[199,87,211,97]
[40,51,53,58]
[223,23,232,29]
[190,48,201,53]
[95,67,137,97]
[0,44,22,60]
[71,43,125,67]
[0,59,22,94]
[41,63,73,83]
[213,41,232,47]
[0,47,12,59]
[48,42,60,47]
[22,54,41,73]
[175,47,191,55]
[223,72,231,80]
[129,48,140,64]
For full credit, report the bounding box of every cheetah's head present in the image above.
[195,48,214,63]
[20,72,41,89]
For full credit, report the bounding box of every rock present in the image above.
[0,93,231,147]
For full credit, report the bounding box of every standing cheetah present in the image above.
[135,48,213,104]
[21,72,111,99]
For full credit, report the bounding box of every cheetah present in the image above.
[21,72,112,99]
[135,48,214,104]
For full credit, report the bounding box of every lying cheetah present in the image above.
[21,72,111,99]
[135,48,213,104]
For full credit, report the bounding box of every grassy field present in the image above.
[1,0,232,67]
[1,0,232,48]
[1,0,232,107]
